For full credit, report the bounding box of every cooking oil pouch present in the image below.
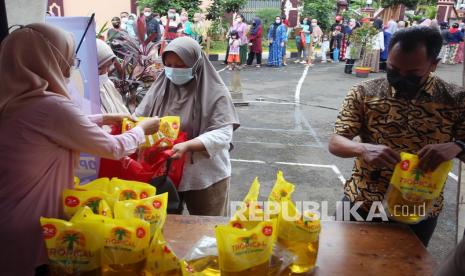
[268,171,295,203]
[98,199,113,218]
[102,218,150,274]
[74,177,110,192]
[63,189,116,219]
[181,236,219,276]
[114,193,168,236]
[230,177,264,230]
[110,177,156,201]
[40,217,104,275]
[74,177,80,186]
[385,152,453,224]
[278,200,320,274]
[122,116,180,148]
[145,228,181,275]
[215,219,278,274]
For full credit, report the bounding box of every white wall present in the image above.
[5,0,47,27]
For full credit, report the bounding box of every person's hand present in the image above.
[418,143,461,172]
[137,117,160,135]
[360,143,400,169]
[280,42,285,47]
[172,142,190,160]
[102,113,137,125]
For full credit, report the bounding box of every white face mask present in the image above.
[121,17,128,24]
[99,73,110,83]
[144,12,151,17]
[164,67,194,85]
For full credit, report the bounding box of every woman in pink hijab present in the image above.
[0,23,159,275]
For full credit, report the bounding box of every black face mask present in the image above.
[386,68,424,100]
[113,23,121,28]
[253,22,257,26]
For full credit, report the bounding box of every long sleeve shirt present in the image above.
[178,125,233,192]
[0,95,145,275]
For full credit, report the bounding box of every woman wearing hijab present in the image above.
[135,37,240,216]
[443,23,465,64]
[0,24,159,275]
[96,39,130,114]
[267,16,287,67]
[124,14,138,38]
[247,17,263,67]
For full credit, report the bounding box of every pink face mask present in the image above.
[181,15,188,22]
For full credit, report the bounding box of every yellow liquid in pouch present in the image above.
[102,259,146,275]
[278,238,318,274]
[221,261,269,276]
[186,256,221,276]
[386,186,431,224]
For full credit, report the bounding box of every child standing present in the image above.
[331,26,343,63]
[320,34,330,63]
[228,31,241,70]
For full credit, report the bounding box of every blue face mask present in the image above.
[164,67,194,85]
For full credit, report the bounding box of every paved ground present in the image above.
[213,59,464,263]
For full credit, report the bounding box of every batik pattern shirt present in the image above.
[334,75,465,216]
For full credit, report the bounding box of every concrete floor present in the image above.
[213,60,464,263]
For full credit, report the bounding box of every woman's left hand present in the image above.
[172,142,190,160]
[102,113,137,125]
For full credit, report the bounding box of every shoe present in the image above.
[283,63,287,66]
[299,61,307,64]
[294,60,300,63]
[256,65,261,68]
[321,60,327,63]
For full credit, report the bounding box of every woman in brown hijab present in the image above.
[136,37,240,216]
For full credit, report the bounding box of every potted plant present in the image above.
[349,21,378,77]
[110,16,163,112]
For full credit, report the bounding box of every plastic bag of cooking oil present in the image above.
[74,176,80,186]
[114,193,168,236]
[230,178,264,230]
[180,236,219,275]
[145,228,181,275]
[385,152,453,224]
[63,189,116,219]
[40,217,104,275]
[102,218,151,275]
[98,199,113,218]
[74,177,110,191]
[268,171,295,203]
[216,219,278,275]
[278,200,321,274]
[110,178,157,201]
[122,116,180,148]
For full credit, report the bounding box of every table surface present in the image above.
[164,215,435,276]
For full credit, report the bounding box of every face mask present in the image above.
[99,73,110,83]
[164,67,194,85]
[311,23,317,26]
[121,17,128,24]
[236,18,242,23]
[168,13,176,19]
[113,23,120,28]
[127,19,135,25]
[276,20,281,24]
[387,68,424,99]
[252,22,256,26]
[144,12,151,17]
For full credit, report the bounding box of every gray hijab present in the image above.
[136,37,240,139]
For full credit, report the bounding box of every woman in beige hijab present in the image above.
[0,24,159,275]
[136,37,240,216]
[96,38,130,114]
